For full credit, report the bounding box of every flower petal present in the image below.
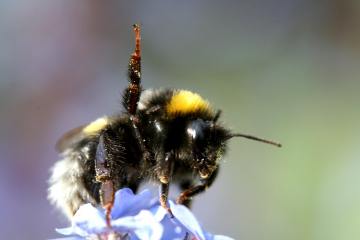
[111,188,155,219]
[169,201,206,240]
[158,216,188,239]
[111,210,163,240]
[53,188,233,240]
[57,203,107,236]
[149,205,168,222]
[55,227,76,236]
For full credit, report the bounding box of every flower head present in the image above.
[53,188,233,240]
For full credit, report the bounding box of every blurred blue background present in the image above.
[0,1,359,239]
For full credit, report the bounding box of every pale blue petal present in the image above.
[73,204,107,235]
[169,201,206,240]
[148,205,168,222]
[59,203,107,236]
[111,188,154,219]
[53,188,233,240]
[111,210,163,240]
[55,227,76,235]
[159,216,188,239]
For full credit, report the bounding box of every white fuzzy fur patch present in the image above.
[48,150,96,219]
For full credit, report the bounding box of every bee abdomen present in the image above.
[48,150,97,219]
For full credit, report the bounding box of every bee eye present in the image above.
[186,119,208,141]
[187,127,197,139]
[154,120,162,132]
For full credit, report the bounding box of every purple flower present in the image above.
[52,188,233,240]
[155,201,233,240]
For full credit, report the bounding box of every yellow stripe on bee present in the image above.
[166,90,212,116]
[83,117,108,134]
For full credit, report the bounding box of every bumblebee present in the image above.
[48,24,281,225]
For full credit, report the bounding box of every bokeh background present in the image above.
[1,1,360,239]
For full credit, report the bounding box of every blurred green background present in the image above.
[0,1,359,239]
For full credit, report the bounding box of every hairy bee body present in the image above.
[48,25,280,220]
[48,89,228,218]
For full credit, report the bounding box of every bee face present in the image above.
[187,119,228,178]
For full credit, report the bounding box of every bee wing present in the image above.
[55,124,88,152]
[55,117,110,153]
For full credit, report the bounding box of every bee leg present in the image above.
[124,25,151,164]
[176,168,219,205]
[158,152,174,217]
[160,182,174,217]
[95,134,115,227]
[123,24,141,115]
[179,180,194,208]
[99,180,115,227]
[130,115,150,162]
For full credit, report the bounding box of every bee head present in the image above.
[186,118,229,179]
[186,116,282,179]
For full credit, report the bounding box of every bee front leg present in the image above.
[99,180,115,227]
[178,179,194,208]
[95,134,115,227]
[177,168,219,205]
[158,152,174,217]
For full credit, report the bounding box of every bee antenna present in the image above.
[228,133,282,147]
[213,110,222,122]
